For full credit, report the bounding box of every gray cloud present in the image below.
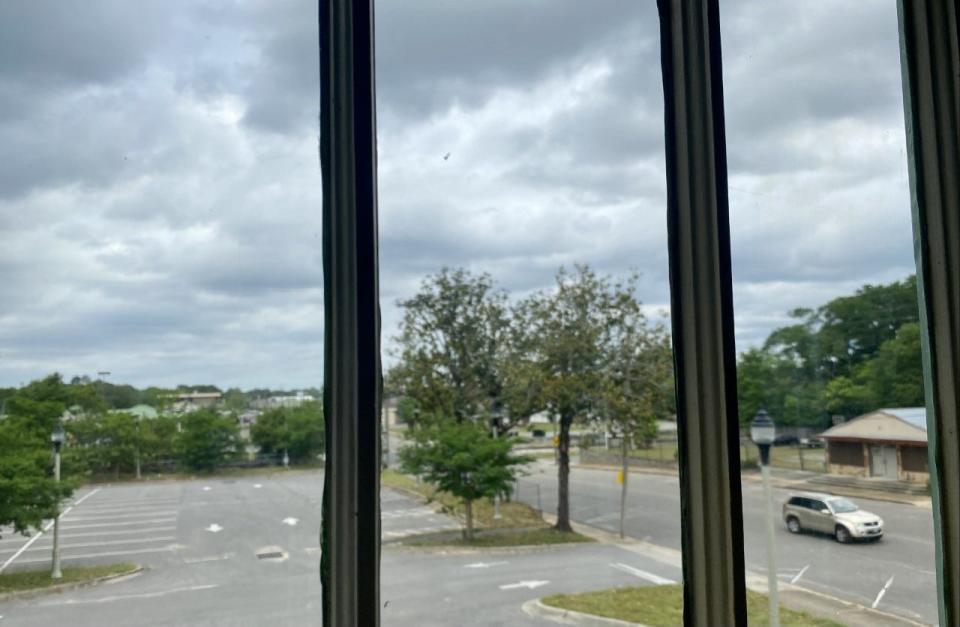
[0,0,919,389]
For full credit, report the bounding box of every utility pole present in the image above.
[751,410,779,627]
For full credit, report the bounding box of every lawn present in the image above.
[402,527,593,548]
[542,584,843,627]
[0,563,138,595]
[381,469,590,545]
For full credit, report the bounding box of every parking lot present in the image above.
[1,471,681,626]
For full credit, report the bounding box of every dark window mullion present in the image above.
[897,2,960,625]
[320,0,381,625]
[657,1,747,625]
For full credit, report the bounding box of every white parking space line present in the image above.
[0,536,176,556]
[62,518,176,530]
[790,564,810,584]
[610,562,676,585]
[872,575,895,609]
[37,584,218,606]
[65,511,177,523]
[43,526,177,540]
[0,487,102,574]
[13,546,174,566]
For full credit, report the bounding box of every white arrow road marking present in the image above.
[253,484,262,489]
[790,565,810,584]
[205,524,223,533]
[464,561,508,569]
[282,517,299,526]
[202,486,212,492]
[872,575,895,609]
[499,580,549,590]
[611,563,676,585]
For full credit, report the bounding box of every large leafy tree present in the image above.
[512,265,626,532]
[601,303,673,538]
[390,268,509,423]
[400,418,530,540]
[251,401,325,464]
[175,409,240,471]
[738,275,920,426]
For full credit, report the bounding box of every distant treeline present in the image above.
[737,275,922,427]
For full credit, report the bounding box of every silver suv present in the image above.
[782,492,884,543]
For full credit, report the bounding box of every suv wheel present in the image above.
[835,525,851,544]
[786,516,801,534]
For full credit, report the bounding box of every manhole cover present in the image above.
[256,546,288,561]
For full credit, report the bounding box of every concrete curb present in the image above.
[521,598,648,626]
[0,565,144,604]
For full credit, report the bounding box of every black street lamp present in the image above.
[750,409,779,627]
[50,422,65,580]
[750,409,776,466]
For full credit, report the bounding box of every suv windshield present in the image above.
[828,498,859,514]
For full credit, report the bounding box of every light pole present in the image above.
[751,409,779,627]
[50,422,65,580]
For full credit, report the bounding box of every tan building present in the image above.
[820,408,929,483]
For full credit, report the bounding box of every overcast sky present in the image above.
[0,1,915,390]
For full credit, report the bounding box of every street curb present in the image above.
[0,565,144,604]
[521,598,648,626]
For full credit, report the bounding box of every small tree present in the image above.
[175,409,240,472]
[251,402,325,464]
[400,418,530,541]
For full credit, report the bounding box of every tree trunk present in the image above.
[620,431,628,539]
[464,499,474,541]
[555,415,573,532]
[135,448,142,480]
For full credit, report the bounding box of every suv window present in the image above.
[809,500,828,512]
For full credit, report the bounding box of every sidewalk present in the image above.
[574,459,932,508]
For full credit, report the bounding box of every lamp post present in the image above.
[750,409,779,627]
[490,404,503,520]
[50,422,65,580]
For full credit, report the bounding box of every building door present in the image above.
[870,445,899,479]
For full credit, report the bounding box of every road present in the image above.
[514,460,938,625]
[0,471,682,626]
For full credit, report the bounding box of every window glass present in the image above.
[724,1,939,625]
[0,3,323,625]
[376,1,685,625]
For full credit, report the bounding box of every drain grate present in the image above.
[255,545,288,561]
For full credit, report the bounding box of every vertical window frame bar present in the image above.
[657,1,747,626]
[319,0,381,625]
[897,2,960,624]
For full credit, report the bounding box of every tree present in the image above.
[175,410,240,471]
[400,418,530,540]
[512,266,624,532]
[223,388,248,413]
[251,401,325,464]
[825,322,924,417]
[0,375,80,537]
[390,267,509,423]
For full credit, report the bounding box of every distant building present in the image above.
[819,408,928,483]
[176,392,222,408]
[381,397,400,427]
[252,392,316,410]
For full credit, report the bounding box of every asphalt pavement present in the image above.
[0,471,684,626]
[515,460,938,626]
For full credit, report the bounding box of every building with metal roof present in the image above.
[819,408,929,483]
